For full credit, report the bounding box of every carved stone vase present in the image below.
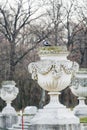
[0,80,19,128]
[70,68,87,117]
[28,46,80,129]
[0,80,19,115]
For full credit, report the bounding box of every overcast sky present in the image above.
[0,0,83,5]
[0,0,84,18]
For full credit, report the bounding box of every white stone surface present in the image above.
[24,106,37,115]
[23,106,38,123]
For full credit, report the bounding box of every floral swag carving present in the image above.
[29,60,78,81]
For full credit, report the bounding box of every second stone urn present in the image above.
[28,46,80,128]
[0,80,19,115]
[70,68,87,117]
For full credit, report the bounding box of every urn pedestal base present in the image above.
[74,97,87,117]
[29,107,80,124]
[29,92,80,130]
[2,105,18,129]
[29,107,80,130]
[3,115,18,129]
[2,105,17,116]
[44,92,66,109]
[74,106,87,117]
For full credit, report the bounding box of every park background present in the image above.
[0,0,87,111]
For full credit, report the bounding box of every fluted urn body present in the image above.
[0,80,19,115]
[70,69,87,117]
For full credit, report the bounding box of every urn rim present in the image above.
[38,46,69,56]
[2,80,16,86]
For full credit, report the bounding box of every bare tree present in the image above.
[42,0,65,45]
[73,0,87,67]
[0,0,49,80]
[65,0,87,67]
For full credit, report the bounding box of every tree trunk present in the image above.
[81,45,87,68]
[39,89,46,108]
[9,42,16,80]
[67,21,73,50]
[54,23,58,46]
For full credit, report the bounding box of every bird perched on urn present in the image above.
[42,40,51,46]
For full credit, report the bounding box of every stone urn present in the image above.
[29,46,79,109]
[28,46,80,128]
[70,68,87,117]
[0,80,19,115]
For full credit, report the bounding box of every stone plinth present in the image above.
[0,113,4,128]
[23,106,37,123]
[29,124,81,130]
[9,106,37,130]
[81,123,87,130]
[3,115,18,129]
